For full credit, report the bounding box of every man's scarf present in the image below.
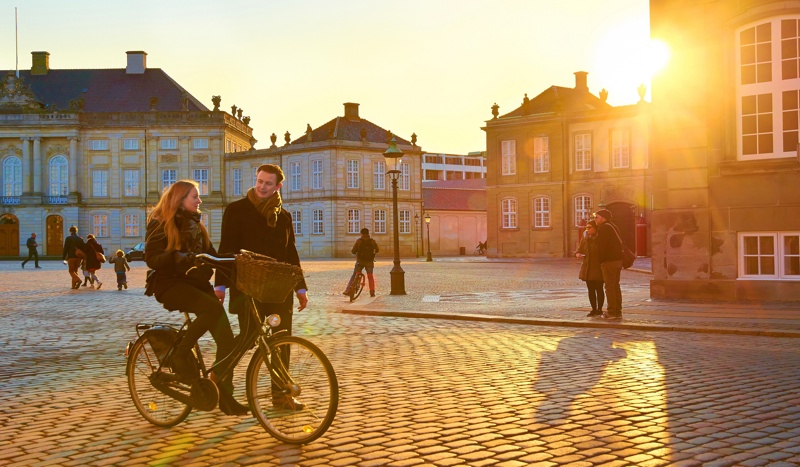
[247,187,282,227]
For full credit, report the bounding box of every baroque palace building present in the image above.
[224,102,424,258]
[0,51,253,257]
[650,0,800,301]
[482,72,652,258]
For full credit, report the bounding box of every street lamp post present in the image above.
[414,213,420,257]
[425,213,433,262]
[384,137,406,295]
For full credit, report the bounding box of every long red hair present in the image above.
[147,180,210,251]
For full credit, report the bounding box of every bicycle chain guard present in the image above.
[190,378,219,412]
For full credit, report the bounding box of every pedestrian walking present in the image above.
[575,220,604,317]
[594,209,623,319]
[80,259,94,287]
[21,233,41,268]
[345,228,379,297]
[108,249,130,290]
[83,234,105,290]
[62,226,86,289]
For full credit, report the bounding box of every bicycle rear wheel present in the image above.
[351,273,364,301]
[127,334,193,427]
[246,336,338,444]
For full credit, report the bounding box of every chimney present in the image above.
[574,71,589,92]
[31,51,50,75]
[344,102,360,120]
[126,51,147,74]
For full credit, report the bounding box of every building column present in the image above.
[180,136,191,180]
[32,137,42,195]
[20,137,31,194]
[69,137,79,197]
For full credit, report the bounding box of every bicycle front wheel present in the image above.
[351,274,364,301]
[126,335,193,427]
[246,336,338,444]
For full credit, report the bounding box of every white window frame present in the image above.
[373,161,386,190]
[93,214,108,237]
[312,209,324,234]
[192,138,209,149]
[611,129,630,169]
[533,136,550,173]
[162,169,177,192]
[92,170,108,197]
[292,210,302,235]
[161,138,178,150]
[348,209,361,234]
[739,232,800,280]
[123,138,139,150]
[49,155,68,196]
[290,162,301,191]
[501,140,517,175]
[400,162,410,190]
[574,195,593,226]
[736,17,800,160]
[311,159,323,190]
[533,196,551,228]
[374,209,387,234]
[124,214,140,237]
[90,139,108,151]
[347,160,360,189]
[193,169,209,195]
[232,168,242,196]
[575,133,592,171]
[2,156,22,196]
[501,198,518,229]
[400,209,411,234]
[123,169,139,197]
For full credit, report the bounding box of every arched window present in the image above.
[49,155,69,196]
[501,197,518,229]
[574,194,593,226]
[533,196,551,228]
[2,156,22,197]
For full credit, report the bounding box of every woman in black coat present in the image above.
[83,234,105,289]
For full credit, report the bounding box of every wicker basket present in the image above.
[235,250,304,303]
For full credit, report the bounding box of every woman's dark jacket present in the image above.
[576,235,603,282]
[145,210,217,301]
[214,197,307,307]
[83,238,105,270]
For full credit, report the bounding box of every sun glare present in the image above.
[647,39,670,76]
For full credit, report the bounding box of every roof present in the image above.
[0,69,208,112]
[500,85,610,119]
[423,179,486,211]
[291,116,412,146]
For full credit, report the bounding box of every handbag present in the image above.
[96,251,107,263]
[610,223,636,269]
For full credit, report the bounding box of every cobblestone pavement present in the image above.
[1,259,799,466]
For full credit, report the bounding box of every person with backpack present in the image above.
[594,209,623,319]
[345,228,380,297]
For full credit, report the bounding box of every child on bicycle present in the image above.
[345,228,379,297]
[108,249,130,290]
[144,180,249,416]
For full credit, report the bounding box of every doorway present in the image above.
[46,215,63,257]
[607,202,635,252]
[0,213,20,256]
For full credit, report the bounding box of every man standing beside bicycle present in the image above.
[214,163,308,411]
[344,228,379,297]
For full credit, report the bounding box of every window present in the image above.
[575,133,592,171]
[123,170,139,196]
[193,169,209,195]
[123,139,139,150]
[373,161,385,190]
[292,210,302,235]
[2,156,22,196]
[124,214,140,237]
[737,17,800,159]
[374,209,387,234]
[400,210,411,234]
[312,209,324,234]
[533,196,551,228]
[233,168,242,196]
[49,156,68,196]
[533,137,550,173]
[501,140,516,175]
[611,129,630,169]
[400,162,410,190]
[574,195,593,226]
[740,232,800,279]
[192,138,209,149]
[162,169,177,192]
[312,160,323,190]
[501,198,517,229]
[290,162,301,191]
[252,167,258,189]
[90,139,108,151]
[92,170,108,197]
[93,214,108,237]
[348,209,360,234]
[347,160,360,189]
[161,138,177,150]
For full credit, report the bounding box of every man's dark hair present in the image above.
[361,228,370,235]
[257,164,285,184]
[69,225,77,233]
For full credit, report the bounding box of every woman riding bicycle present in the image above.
[144,180,249,416]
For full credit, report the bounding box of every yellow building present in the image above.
[0,51,253,257]
[224,103,423,258]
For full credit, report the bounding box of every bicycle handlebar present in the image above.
[193,253,236,267]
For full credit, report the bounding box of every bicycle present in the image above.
[125,251,338,444]
[346,268,366,302]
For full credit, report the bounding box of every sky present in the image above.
[1,0,654,155]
